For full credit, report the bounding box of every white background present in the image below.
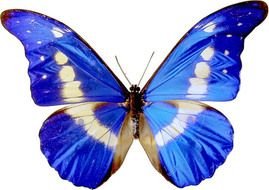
[0,0,268,189]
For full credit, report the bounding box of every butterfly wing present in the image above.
[1,9,128,105]
[142,1,267,101]
[40,102,133,188]
[139,101,233,187]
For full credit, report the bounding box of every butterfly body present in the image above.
[1,1,267,189]
[128,84,143,138]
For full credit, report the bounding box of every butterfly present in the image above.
[1,1,267,189]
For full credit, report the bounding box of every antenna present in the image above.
[115,56,132,86]
[138,51,155,86]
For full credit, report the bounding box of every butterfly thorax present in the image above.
[129,84,143,139]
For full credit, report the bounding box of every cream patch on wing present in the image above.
[84,119,118,148]
[55,51,68,65]
[201,47,214,61]
[62,81,83,98]
[194,62,210,78]
[186,47,215,99]
[61,80,85,102]
[65,103,96,116]
[54,51,85,102]
[59,66,75,82]
[65,103,118,148]
[155,102,204,146]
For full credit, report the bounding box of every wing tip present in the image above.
[1,9,13,27]
[1,9,44,28]
[258,1,268,18]
[246,1,268,18]
[254,1,268,9]
[223,1,268,22]
[1,9,27,28]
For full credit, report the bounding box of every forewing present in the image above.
[40,103,133,188]
[142,1,267,101]
[1,9,128,105]
[139,101,233,187]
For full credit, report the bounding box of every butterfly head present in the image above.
[129,84,140,93]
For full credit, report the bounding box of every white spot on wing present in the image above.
[223,69,228,74]
[237,22,243,26]
[40,56,45,61]
[224,50,230,56]
[203,21,216,33]
[51,27,64,38]
[42,74,47,79]
[226,34,232,38]
[194,62,210,79]
[201,47,214,61]
[26,30,31,33]
[37,41,42,44]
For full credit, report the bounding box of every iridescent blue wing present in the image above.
[1,9,128,105]
[40,103,133,188]
[142,1,267,101]
[139,101,233,187]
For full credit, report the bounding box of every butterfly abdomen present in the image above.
[129,85,144,138]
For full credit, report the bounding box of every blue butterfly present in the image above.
[1,1,267,189]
